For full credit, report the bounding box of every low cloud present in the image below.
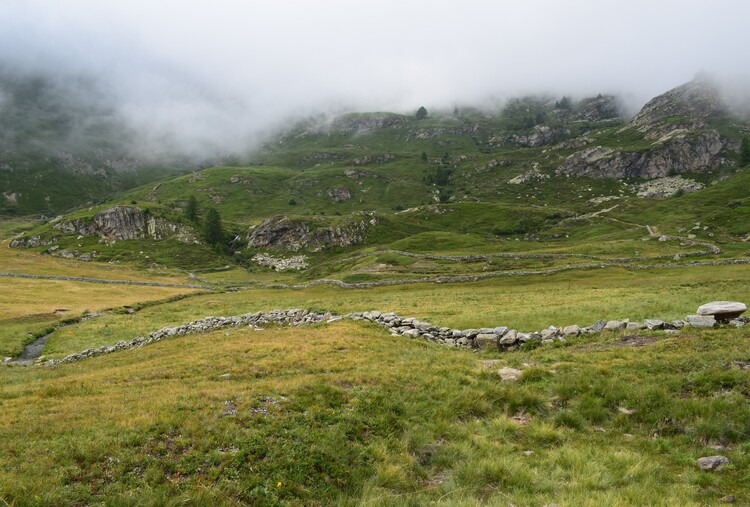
[1,0,749,157]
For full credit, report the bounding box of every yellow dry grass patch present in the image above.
[0,277,198,321]
[0,240,192,284]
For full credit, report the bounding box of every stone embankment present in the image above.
[27,302,746,367]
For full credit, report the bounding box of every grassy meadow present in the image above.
[2,101,750,504]
[2,321,748,506]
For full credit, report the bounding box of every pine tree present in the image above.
[415,106,428,120]
[185,195,199,222]
[740,137,750,167]
[203,207,225,248]
[420,151,427,162]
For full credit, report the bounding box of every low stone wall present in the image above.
[42,309,334,366]
[36,307,747,367]
[348,311,747,351]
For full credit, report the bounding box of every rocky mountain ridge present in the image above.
[557,77,739,179]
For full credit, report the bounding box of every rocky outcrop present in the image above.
[630,77,724,132]
[51,206,197,243]
[10,235,59,248]
[513,125,570,147]
[557,78,729,179]
[327,187,352,202]
[248,213,377,251]
[508,168,550,184]
[556,128,724,179]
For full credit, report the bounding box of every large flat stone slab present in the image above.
[697,301,747,321]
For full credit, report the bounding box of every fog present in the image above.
[1,0,749,157]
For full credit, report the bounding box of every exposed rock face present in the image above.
[630,77,724,132]
[513,125,570,147]
[248,214,377,251]
[556,78,729,179]
[327,187,352,202]
[52,206,197,243]
[556,128,724,179]
[508,168,550,185]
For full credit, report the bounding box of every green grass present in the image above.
[2,320,748,505]
[35,263,750,360]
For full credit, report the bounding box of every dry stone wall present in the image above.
[30,306,747,367]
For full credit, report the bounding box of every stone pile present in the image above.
[252,253,309,271]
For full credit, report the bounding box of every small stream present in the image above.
[7,332,54,366]
[5,318,86,366]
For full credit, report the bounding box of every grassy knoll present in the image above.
[1,321,748,505]
[37,263,750,360]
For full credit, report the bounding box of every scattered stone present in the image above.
[475,333,499,350]
[618,407,636,415]
[589,320,607,332]
[720,495,736,503]
[523,450,534,456]
[633,176,705,198]
[604,320,626,330]
[499,330,519,345]
[252,253,309,271]
[508,169,550,185]
[697,456,729,471]
[643,319,665,330]
[728,319,745,328]
[562,325,582,337]
[497,367,523,381]
[697,301,747,321]
[685,314,716,328]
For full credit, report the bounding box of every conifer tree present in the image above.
[203,207,225,248]
[185,195,199,222]
[740,137,750,166]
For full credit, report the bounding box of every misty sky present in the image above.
[1,0,749,152]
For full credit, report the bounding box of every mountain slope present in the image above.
[0,69,206,215]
